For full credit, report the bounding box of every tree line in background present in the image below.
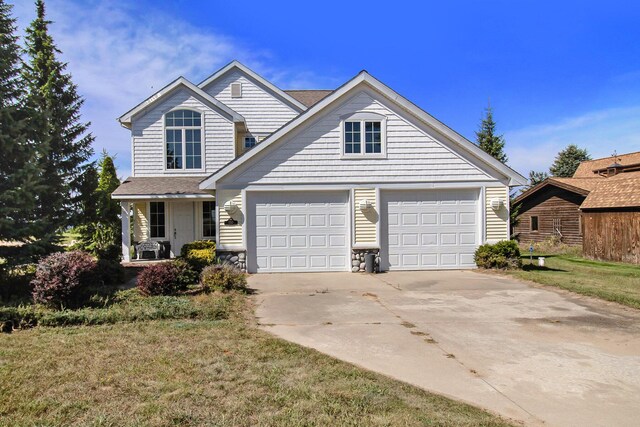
[0,0,119,267]
[474,105,591,185]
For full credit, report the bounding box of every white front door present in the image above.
[382,189,479,270]
[171,201,194,257]
[248,191,350,273]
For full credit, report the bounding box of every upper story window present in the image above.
[165,110,202,170]
[341,112,386,158]
[244,136,257,150]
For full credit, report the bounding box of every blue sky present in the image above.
[12,0,640,179]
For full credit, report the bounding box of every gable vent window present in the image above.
[244,136,257,150]
[165,109,202,170]
[231,82,242,98]
[341,113,386,158]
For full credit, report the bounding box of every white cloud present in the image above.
[10,0,337,178]
[505,106,640,176]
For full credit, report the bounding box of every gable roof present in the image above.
[581,171,640,209]
[514,177,602,205]
[573,151,640,178]
[198,60,307,112]
[118,77,245,128]
[200,71,527,190]
[285,90,333,107]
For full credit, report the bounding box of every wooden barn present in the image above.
[512,177,601,245]
[581,172,640,264]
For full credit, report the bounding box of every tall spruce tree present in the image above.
[549,144,591,177]
[0,0,43,263]
[528,170,549,188]
[476,105,508,164]
[22,0,94,250]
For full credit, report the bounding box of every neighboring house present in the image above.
[112,61,526,273]
[513,152,640,262]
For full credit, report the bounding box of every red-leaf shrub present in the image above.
[137,261,192,296]
[31,251,98,308]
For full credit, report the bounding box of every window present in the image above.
[165,110,202,170]
[150,202,165,238]
[342,113,386,157]
[202,201,216,238]
[530,216,539,232]
[244,136,257,150]
[231,82,242,98]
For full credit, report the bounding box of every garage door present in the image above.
[248,191,349,273]
[382,189,479,270]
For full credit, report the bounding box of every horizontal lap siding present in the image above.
[203,70,299,134]
[224,91,491,185]
[134,203,148,241]
[582,211,640,264]
[218,191,243,247]
[354,188,377,246]
[485,187,509,242]
[514,188,585,245]
[132,88,235,176]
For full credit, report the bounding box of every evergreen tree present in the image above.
[476,104,508,163]
[22,0,94,249]
[528,170,549,188]
[549,144,591,177]
[0,0,44,263]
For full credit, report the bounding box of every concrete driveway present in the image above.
[250,271,640,427]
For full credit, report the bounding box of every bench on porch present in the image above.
[135,240,161,260]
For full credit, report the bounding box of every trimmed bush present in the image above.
[180,240,216,258]
[0,264,35,304]
[474,240,522,269]
[137,263,180,296]
[200,264,247,293]
[184,248,216,271]
[172,258,199,289]
[31,251,98,308]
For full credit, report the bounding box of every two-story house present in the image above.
[112,61,526,273]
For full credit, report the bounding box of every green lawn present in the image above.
[0,293,513,427]
[506,254,640,309]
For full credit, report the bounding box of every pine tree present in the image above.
[22,0,94,249]
[0,0,43,263]
[528,170,549,188]
[475,105,508,164]
[549,144,591,177]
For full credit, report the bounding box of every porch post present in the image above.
[121,201,131,262]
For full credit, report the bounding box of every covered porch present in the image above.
[112,177,216,262]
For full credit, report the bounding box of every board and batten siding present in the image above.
[218,191,243,248]
[354,188,378,247]
[133,203,148,242]
[485,186,509,242]
[220,90,493,186]
[202,69,299,135]
[131,88,235,177]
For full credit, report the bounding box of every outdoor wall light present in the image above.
[224,200,239,215]
[490,198,504,210]
[359,199,374,211]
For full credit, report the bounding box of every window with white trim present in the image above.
[150,202,166,238]
[202,201,216,238]
[342,113,386,157]
[244,136,257,150]
[165,110,202,170]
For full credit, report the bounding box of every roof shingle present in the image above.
[573,151,640,178]
[112,177,211,197]
[580,171,640,209]
[284,90,333,107]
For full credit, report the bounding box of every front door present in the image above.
[171,202,194,257]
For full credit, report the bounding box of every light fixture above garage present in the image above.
[359,199,373,211]
[224,200,239,215]
[490,198,504,210]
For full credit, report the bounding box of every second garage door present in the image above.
[248,191,349,273]
[382,189,479,270]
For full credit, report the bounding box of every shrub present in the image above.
[0,264,36,304]
[96,259,125,286]
[474,240,522,269]
[137,263,179,296]
[180,240,216,258]
[181,240,217,271]
[172,258,199,288]
[31,251,98,308]
[200,264,247,293]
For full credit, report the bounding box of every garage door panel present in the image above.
[384,189,479,270]
[250,192,349,273]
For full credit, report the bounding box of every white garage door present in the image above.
[249,191,349,273]
[383,189,479,270]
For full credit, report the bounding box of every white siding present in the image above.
[222,90,493,185]
[131,88,235,176]
[354,188,378,246]
[202,69,299,135]
[485,186,510,242]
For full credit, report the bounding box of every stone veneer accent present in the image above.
[351,248,380,273]
[217,250,247,272]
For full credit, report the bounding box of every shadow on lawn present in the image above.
[521,264,567,272]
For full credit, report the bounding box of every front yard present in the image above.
[504,254,640,309]
[0,292,513,427]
